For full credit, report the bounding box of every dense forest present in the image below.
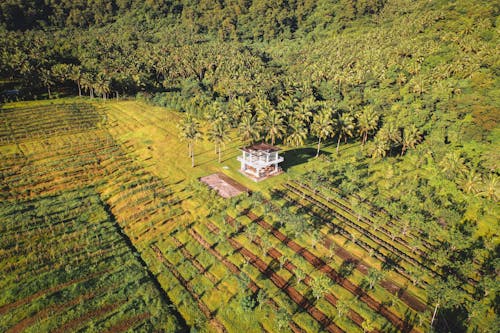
[1,0,499,332]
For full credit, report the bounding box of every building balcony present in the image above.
[237,155,283,169]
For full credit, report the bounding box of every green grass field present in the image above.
[2,98,493,332]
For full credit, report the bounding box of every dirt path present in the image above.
[252,236,374,332]
[101,312,150,333]
[322,237,427,312]
[188,228,305,333]
[270,192,427,313]
[0,270,107,316]
[171,236,221,288]
[52,301,124,333]
[151,244,227,333]
[5,286,110,333]
[247,212,419,333]
[224,234,344,333]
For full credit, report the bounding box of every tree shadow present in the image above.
[281,148,329,171]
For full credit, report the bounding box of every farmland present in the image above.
[3,99,484,332]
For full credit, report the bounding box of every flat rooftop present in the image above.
[241,143,280,153]
[199,172,249,198]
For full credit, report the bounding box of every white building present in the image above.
[237,143,284,181]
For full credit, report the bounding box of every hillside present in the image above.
[0,0,499,332]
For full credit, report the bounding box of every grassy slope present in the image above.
[101,100,341,194]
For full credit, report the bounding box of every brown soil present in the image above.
[188,228,305,333]
[6,286,110,333]
[247,212,419,333]
[171,236,221,288]
[253,236,374,332]
[101,312,150,333]
[52,301,125,333]
[0,270,107,316]
[151,244,227,333]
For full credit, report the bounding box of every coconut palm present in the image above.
[369,137,389,159]
[93,72,110,100]
[294,97,315,124]
[285,118,308,147]
[207,119,229,163]
[439,151,467,179]
[311,275,330,302]
[401,124,422,156]
[335,112,355,154]
[80,72,95,98]
[229,97,250,124]
[311,109,333,158]
[238,113,260,144]
[39,68,54,99]
[459,168,482,194]
[357,106,379,145]
[481,173,499,201]
[261,109,286,145]
[68,65,83,97]
[377,121,401,154]
[178,115,202,167]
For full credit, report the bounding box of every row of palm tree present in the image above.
[179,97,424,166]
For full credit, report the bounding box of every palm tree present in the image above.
[207,119,229,163]
[357,106,379,145]
[294,97,315,124]
[68,65,83,97]
[238,113,260,144]
[285,118,307,147]
[262,110,286,145]
[80,72,95,98]
[401,124,422,156]
[439,151,467,179]
[311,275,330,302]
[377,121,401,154]
[311,109,333,158]
[369,136,389,159]
[39,68,54,99]
[459,168,482,194]
[178,115,202,167]
[229,97,250,124]
[335,112,355,154]
[481,174,498,201]
[93,73,110,100]
[365,268,384,290]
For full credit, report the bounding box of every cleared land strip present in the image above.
[251,235,373,332]
[101,312,151,333]
[52,301,125,333]
[260,195,426,313]
[171,236,221,288]
[5,286,111,333]
[151,244,228,333]
[202,221,344,333]
[280,189,423,287]
[246,212,419,333]
[0,270,107,316]
[188,228,305,333]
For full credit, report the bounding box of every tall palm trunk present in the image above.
[316,137,322,158]
[336,135,341,154]
[191,144,195,168]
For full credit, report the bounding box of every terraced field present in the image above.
[0,101,186,332]
[1,99,435,332]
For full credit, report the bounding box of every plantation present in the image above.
[1,0,499,332]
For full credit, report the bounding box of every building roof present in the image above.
[241,143,281,153]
